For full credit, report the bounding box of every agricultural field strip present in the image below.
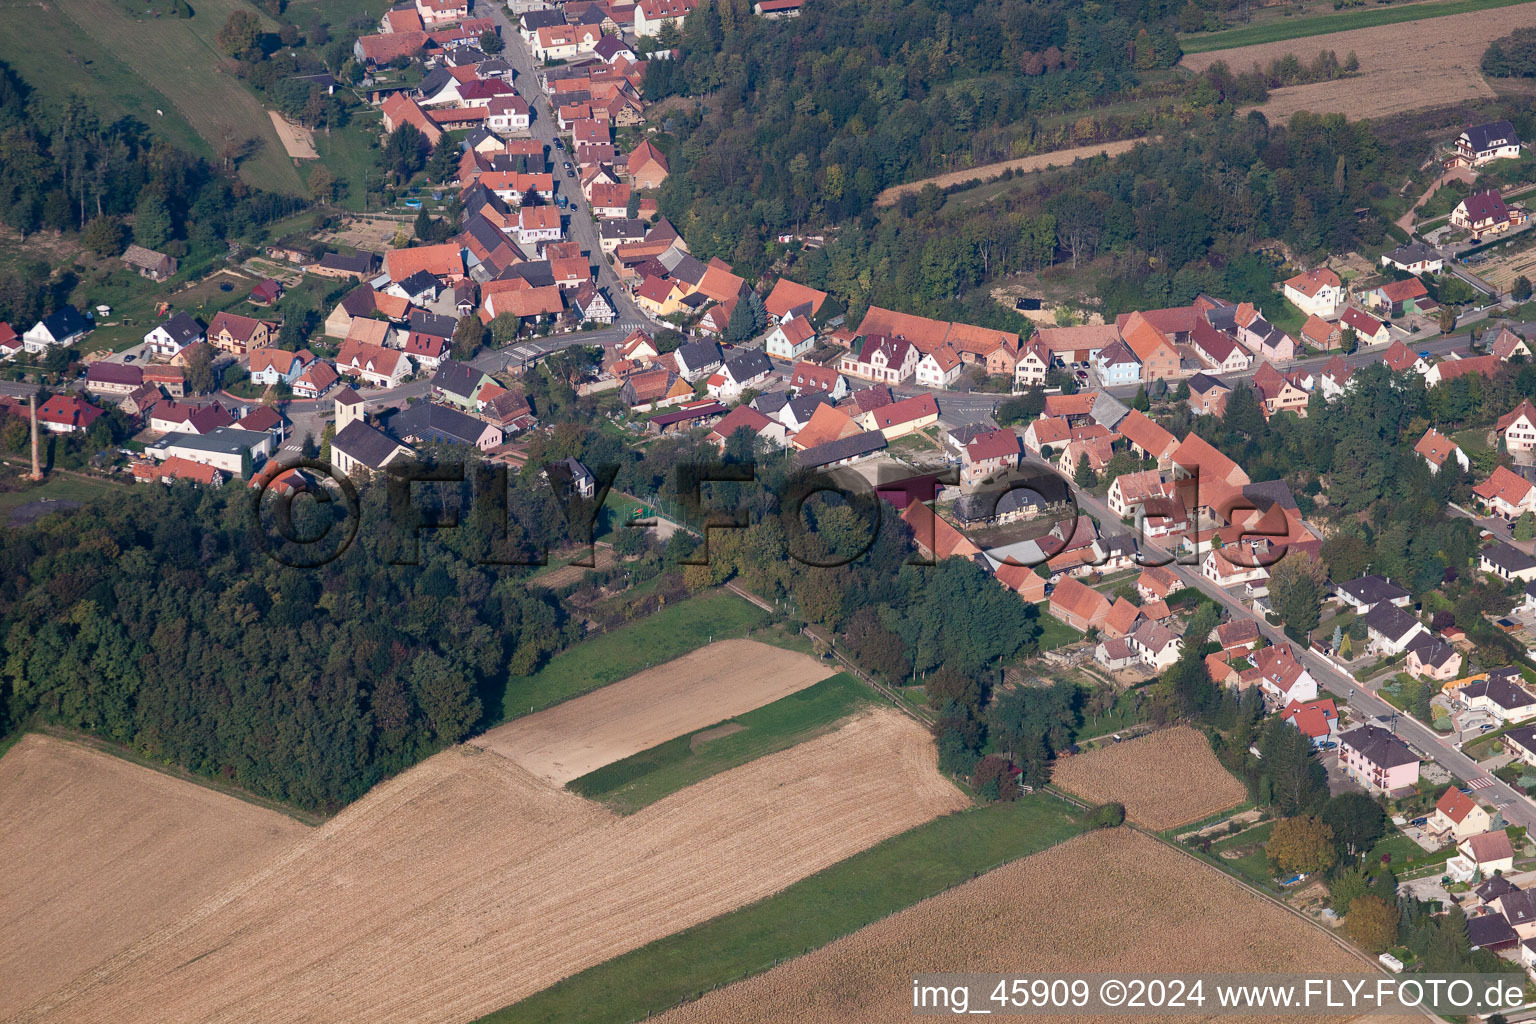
[1179,0,1536,52]
[1052,725,1248,829]
[475,639,836,785]
[0,734,307,1019]
[874,138,1148,206]
[17,711,964,1024]
[652,828,1399,1024]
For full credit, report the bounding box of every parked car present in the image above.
[123,354,136,362]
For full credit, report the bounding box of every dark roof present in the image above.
[599,219,648,240]
[397,270,441,295]
[39,305,89,340]
[1477,875,1520,902]
[430,360,491,399]
[463,214,507,256]
[649,401,727,428]
[546,456,593,490]
[501,260,555,289]
[1461,673,1536,710]
[332,421,405,471]
[795,429,887,469]
[1241,479,1297,513]
[418,66,454,97]
[390,402,491,446]
[1468,913,1518,950]
[409,310,459,339]
[1337,574,1410,608]
[1188,372,1228,396]
[1484,541,1536,574]
[1338,724,1418,769]
[750,391,790,416]
[1499,888,1536,927]
[723,349,772,382]
[783,392,834,423]
[156,311,204,345]
[675,339,722,370]
[1463,120,1520,153]
[953,473,1071,524]
[320,251,379,275]
[87,361,143,386]
[1405,632,1459,670]
[521,8,565,29]
[1360,602,1423,643]
[1383,241,1441,266]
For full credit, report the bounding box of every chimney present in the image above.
[28,392,43,481]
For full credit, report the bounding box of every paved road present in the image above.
[1058,466,1536,831]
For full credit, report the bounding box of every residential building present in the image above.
[1091,339,1141,386]
[838,334,918,384]
[35,395,104,434]
[392,402,503,449]
[23,306,91,353]
[1481,541,1536,584]
[1282,268,1344,317]
[1280,697,1339,747]
[1118,311,1180,381]
[1458,669,1536,724]
[207,311,271,357]
[1499,399,1536,453]
[1490,326,1533,362]
[1360,602,1429,656]
[1337,724,1420,796]
[1452,189,1520,236]
[144,312,204,358]
[1447,829,1515,883]
[706,350,774,402]
[764,316,817,361]
[674,339,723,381]
[1456,120,1522,166]
[961,428,1021,486]
[787,362,847,399]
[1414,428,1470,474]
[1432,787,1493,841]
[248,348,311,386]
[85,362,143,397]
[865,393,939,440]
[1342,307,1391,347]
[1474,465,1536,519]
[1333,574,1410,614]
[914,345,963,389]
[1299,315,1341,351]
[1254,645,1318,705]
[634,0,695,37]
[764,278,828,324]
[1380,242,1444,276]
[1365,278,1437,319]
[1405,634,1462,681]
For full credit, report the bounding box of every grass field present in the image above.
[0,0,305,194]
[478,794,1084,1024]
[1206,820,1276,887]
[0,472,126,521]
[487,589,771,724]
[567,673,879,813]
[1178,0,1536,52]
[1032,605,1082,651]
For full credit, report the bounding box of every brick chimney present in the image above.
[28,392,43,482]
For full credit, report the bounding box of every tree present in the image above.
[307,165,337,203]
[1268,554,1326,640]
[382,123,427,183]
[1439,305,1459,334]
[480,29,505,53]
[451,315,486,360]
[1267,815,1337,874]
[1514,276,1533,302]
[489,312,522,347]
[133,188,173,250]
[425,141,459,185]
[971,755,1020,802]
[216,9,262,60]
[184,344,216,394]
[1344,894,1400,953]
[278,22,301,46]
[407,651,480,744]
[1515,512,1536,542]
[1329,865,1371,917]
[1083,802,1125,829]
[1340,326,1358,354]
[1074,452,1096,488]
[1320,792,1386,856]
[82,215,126,256]
[722,294,757,344]
[1132,384,1150,411]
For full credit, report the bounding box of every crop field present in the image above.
[567,672,876,812]
[1052,725,1247,829]
[0,0,304,193]
[652,828,1377,1024]
[1181,4,1536,120]
[1468,239,1536,291]
[23,711,963,1024]
[1179,0,1535,52]
[0,734,306,1018]
[475,638,836,785]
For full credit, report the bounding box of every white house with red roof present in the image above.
[914,344,963,389]
[1255,645,1318,705]
[961,428,1021,486]
[1342,307,1391,347]
[838,334,918,384]
[1499,399,1536,454]
[1414,428,1470,474]
[787,361,848,399]
[1474,465,1536,519]
[764,315,817,361]
[1432,787,1493,841]
[1282,268,1344,317]
[1280,697,1338,747]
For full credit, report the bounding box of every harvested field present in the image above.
[1470,240,1536,291]
[476,638,835,784]
[1180,5,1536,120]
[653,828,1400,1024]
[874,138,1147,206]
[532,545,617,589]
[1052,725,1246,829]
[0,734,306,1018]
[18,710,962,1024]
[269,111,318,159]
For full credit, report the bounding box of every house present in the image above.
[1452,189,1519,237]
[1254,645,1318,705]
[571,283,614,324]
[121,244,177,282]
[84,361,143,397]
[1237,315,1295,363]
[764,316,817,361]
[415,0,468,26]
[35,395,104,434]
[515,204,563,246]
[1298,314,1341,350]
[1380,242,1444,276]
[1433,787,1494,841]
[1282,268,1344,317]
[787,362,847,399]
[332,420,412,476]
[1360,602,1428,656]
[207,311,271,357]
[1136,565,1184,603]
[1281,698,1339,747]
[149,401,234,436]
[1456,120,1522,166]
[1187,373,1231,416]
[1405,633,1462,681]
[1499,399,1536,453]
[1365,278,1436,319]
[134,455,224,487]
[485,94,532,134]
[706,350,773,402]
[1430,353,1515,388]
[763,278,828,324]
[23,306,91,353]
[626,140,670,189]
[634,275,687,317]
[1341,307,1391,347]
[236,405,285,440]
[1481,541,1536,584]
[1191,320,1252,371]
[1337,724,1420,796]
[1129,619,1182,670]
[1490,326,1534,362]
[1012,338,1052,388]
[1458,668,1536,724]
[292,360,339,399]
[384,243,463,285]
[1317,356,1354,401]
[634,0,695,36]
[1094,638,1139,672]
[1091,339,1142,387]
[866,393,939,440]
[1414,428,1470,474]
[392,402,503,449]
[430,361,497,409]
[1118,312,1180,381]
[143,364,187,397]
[674,339,723,381]
[336,340,411,388]
[1333,574,1411,614]
[914,345,963,389]
[378,94,443,146]
[1447,829,1515,883]
[1048,577,1112,632]
[961,428,1021,486]
[1474,466,1536,519]
[620,367,692,410]
[1116,409,1178,463]
[248,348,311,387]
[838,334,918,384]
[1506,723,1536,768]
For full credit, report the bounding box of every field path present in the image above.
[16,711,963,1024]
[0,734,307,1018]
[874,138,1147,206]
[475,638,835,784]
[1180,4,1536,120]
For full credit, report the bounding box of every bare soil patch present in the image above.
[691,722,746,749]
[534,545,617,589]
[1180,6,1536,119]
[875,138,1148,206]
[1052,725,1247,829]
[268,111,318,160]
[654,828,1401,1024]
[475,638,836,785]
[0,734,306,1018]
[18,711,961,1024]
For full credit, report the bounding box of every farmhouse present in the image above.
[1337,724,1419,796]
[121,244,177,282]
[1048,577,1112,632]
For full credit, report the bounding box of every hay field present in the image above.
[1052,726,1247,829]
[654,828,1396,1024]
[476,638,835,785]
[0,734,306,1018]
[18,710,963,1024]
[1180,4,1536,119]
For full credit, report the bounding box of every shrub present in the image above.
[1084,802,1126,829]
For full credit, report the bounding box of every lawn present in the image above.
[1033,603,1082,651]
[567,673,879,813]
[487,588,771,724]
[474,794,1084,1024]
[1206,821,1275,887]
[0,472,127,519]
[1178,0,1536,53]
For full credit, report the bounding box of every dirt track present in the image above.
[0,734,306,1018]
[655,828,1409,1024]
[475,638,836,785]
[874,139,1147,206]
[1180,6,1535,119]
[268,111,318,159]
[16,710,963,1024]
